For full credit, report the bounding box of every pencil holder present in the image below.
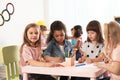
[65,57,74,66]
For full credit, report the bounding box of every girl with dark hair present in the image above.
[71,20,105,80]
[72,25,83,60]
[43,20,73,80]
[78,20,104,64]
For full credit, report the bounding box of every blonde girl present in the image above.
[94,21,120,80]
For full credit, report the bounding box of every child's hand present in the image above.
[86,58,93,64]
[38,57,45,62]
[55,63,64,67]
[45,62,56,67]
[55,57,64,63]
[78,58,85,63]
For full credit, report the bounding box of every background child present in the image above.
[68,27,76,46]
[20,23,55,80]
[43,20,73,80]
[40,25,47,48]
[78,20,104,64]
[72,25,83,60]
[94,21,120,80]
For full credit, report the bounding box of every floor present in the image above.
[0,62,6,80]
[0,66,6,79]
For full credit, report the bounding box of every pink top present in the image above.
[20,45,40,74]
[110,44,120,80]
[41,35,47,47]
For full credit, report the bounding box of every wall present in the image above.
[1,0,120,46]
[46,0,120,41]
[0,0,44,46]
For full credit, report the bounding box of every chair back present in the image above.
[1,45,19,80]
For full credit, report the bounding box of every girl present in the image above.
[68,27,76,46]
[43,20,73,80]
[40,25,47,48]
[94,21,120,80]
[71,20,104,80]
[72,25,83,60]
[20,23,55,80]
[78,20,104,64]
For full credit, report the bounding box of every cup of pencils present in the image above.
[65,50,74,66]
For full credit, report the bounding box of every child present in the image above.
[78,20,105,64]
[40,25,47,48]
[94,21,120,80]
[71,20,104,80]
[72,25,83,60]
[43,20,73,80]
[20,23,55,80]
[68,27,76,46]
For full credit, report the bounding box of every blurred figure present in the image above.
[40,25,47,48]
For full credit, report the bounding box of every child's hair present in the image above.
[20,23,41,53]
[40,25,47,31]
[71,28,74,31]
[73,25,83,38]
[86,20,104,43]
[46,20,68,43]
[104,21,120,56]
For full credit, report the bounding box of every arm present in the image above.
[78,51,87,63]
[44,55,64,63]
[94,61,120,75]
[43,42,64,63]
[73,38,82,49]
[94,46,120,75]
[86,53,105,64]
[27,59,55,67]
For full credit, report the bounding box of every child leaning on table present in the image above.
[78,20,105,64]
[71,20,105,80]
[19,23,56,80]
[94,21,120,80]
[43,20,74,80]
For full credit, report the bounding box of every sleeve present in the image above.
[43,42,53,57]
[22,46,33,63]
[112,46,120,62]
[80,41,87,52]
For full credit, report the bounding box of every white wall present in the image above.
[0,0,120,45]
[0,0,44,46]
[46,0,120,41]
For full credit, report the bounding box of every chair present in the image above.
[0,45,19,80]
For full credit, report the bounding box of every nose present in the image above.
[58,36,61,40]
[33,33,37,37]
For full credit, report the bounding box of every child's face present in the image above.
[53,30,65,45]
[87,30,97,42]
[71,29,74,36]
[41,30,47,36]
[27,27,40,43]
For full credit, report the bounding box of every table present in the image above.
[22,62,106,80]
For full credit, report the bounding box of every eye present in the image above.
[29,32,33,34]
[54,35,59,38]
[35,32,38,35]
[60,34,64,37]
